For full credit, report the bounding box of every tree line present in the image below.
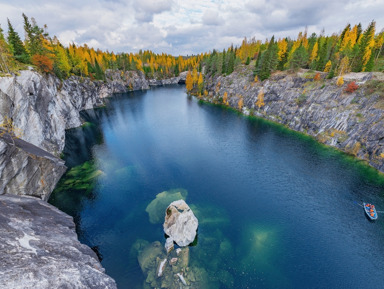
[0,14,203,80]
[202,21,383,81]
[1,16,383,84]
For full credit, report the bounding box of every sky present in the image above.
[0,0,383,56]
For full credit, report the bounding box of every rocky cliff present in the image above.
[0,194,117,289]
[0,69,186,288]
[0,69,150,155]
[203,65,384,173]
[0,69,186,199]
[0,131,66,201]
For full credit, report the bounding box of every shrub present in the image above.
[31,54,53,73]
[345,81,359,93]
[336,76,344,86]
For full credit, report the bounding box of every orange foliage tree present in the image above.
[31,54,53,73]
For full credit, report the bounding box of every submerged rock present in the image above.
[163,200,198,247]
[0,194,117,288]
[157,258,167,277]
[177,273,187,285]
[138,241,165,274]
[146,188,188,224]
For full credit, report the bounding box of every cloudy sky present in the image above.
[0,0,383,55]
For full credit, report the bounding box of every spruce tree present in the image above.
[258,36,278,80]
[316,37,329,71]
[7,19,29,63]
[288,45,309,70]
[22,13,45,56]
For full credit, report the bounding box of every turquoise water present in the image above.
[49,85,384,288]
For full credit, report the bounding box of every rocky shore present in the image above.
[0,69,186,287]
[203,65,384,173]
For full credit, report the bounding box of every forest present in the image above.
[0,15,383,87]
[0,14,203,80]
[204,21,383,81]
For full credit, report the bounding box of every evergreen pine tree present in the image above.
[221,49,227,74]
[258,36,278,80]
[316,37,329,71]
[7,19,29,63]
[288,45,309,70]
[22,13,45,56]
[94,59,104,80]
[356,23,362,40]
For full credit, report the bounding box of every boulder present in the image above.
[163,200,198,247]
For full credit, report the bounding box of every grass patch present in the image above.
[363,80,384,98]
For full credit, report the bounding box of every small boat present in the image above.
[363,203,378,220]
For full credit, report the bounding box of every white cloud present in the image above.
[202,9,223,26]
[0,0,383,55]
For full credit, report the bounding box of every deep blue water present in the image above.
[49,85,384,289]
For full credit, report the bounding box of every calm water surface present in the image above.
[49,85,384,289]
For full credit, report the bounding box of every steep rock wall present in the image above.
[0,69,148,155]
[0,194,117,289]
[0,131,66,201]
[204,66,384,173]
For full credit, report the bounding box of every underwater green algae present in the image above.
[145,188,188,224]
[54,161,104,194]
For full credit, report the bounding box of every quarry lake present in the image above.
[49,85,384,289]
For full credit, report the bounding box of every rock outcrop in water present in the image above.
[0,194,117,289]
[163,200,199,247]
[203,66,384,173]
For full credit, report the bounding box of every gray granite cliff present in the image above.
[203,65,384,173]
